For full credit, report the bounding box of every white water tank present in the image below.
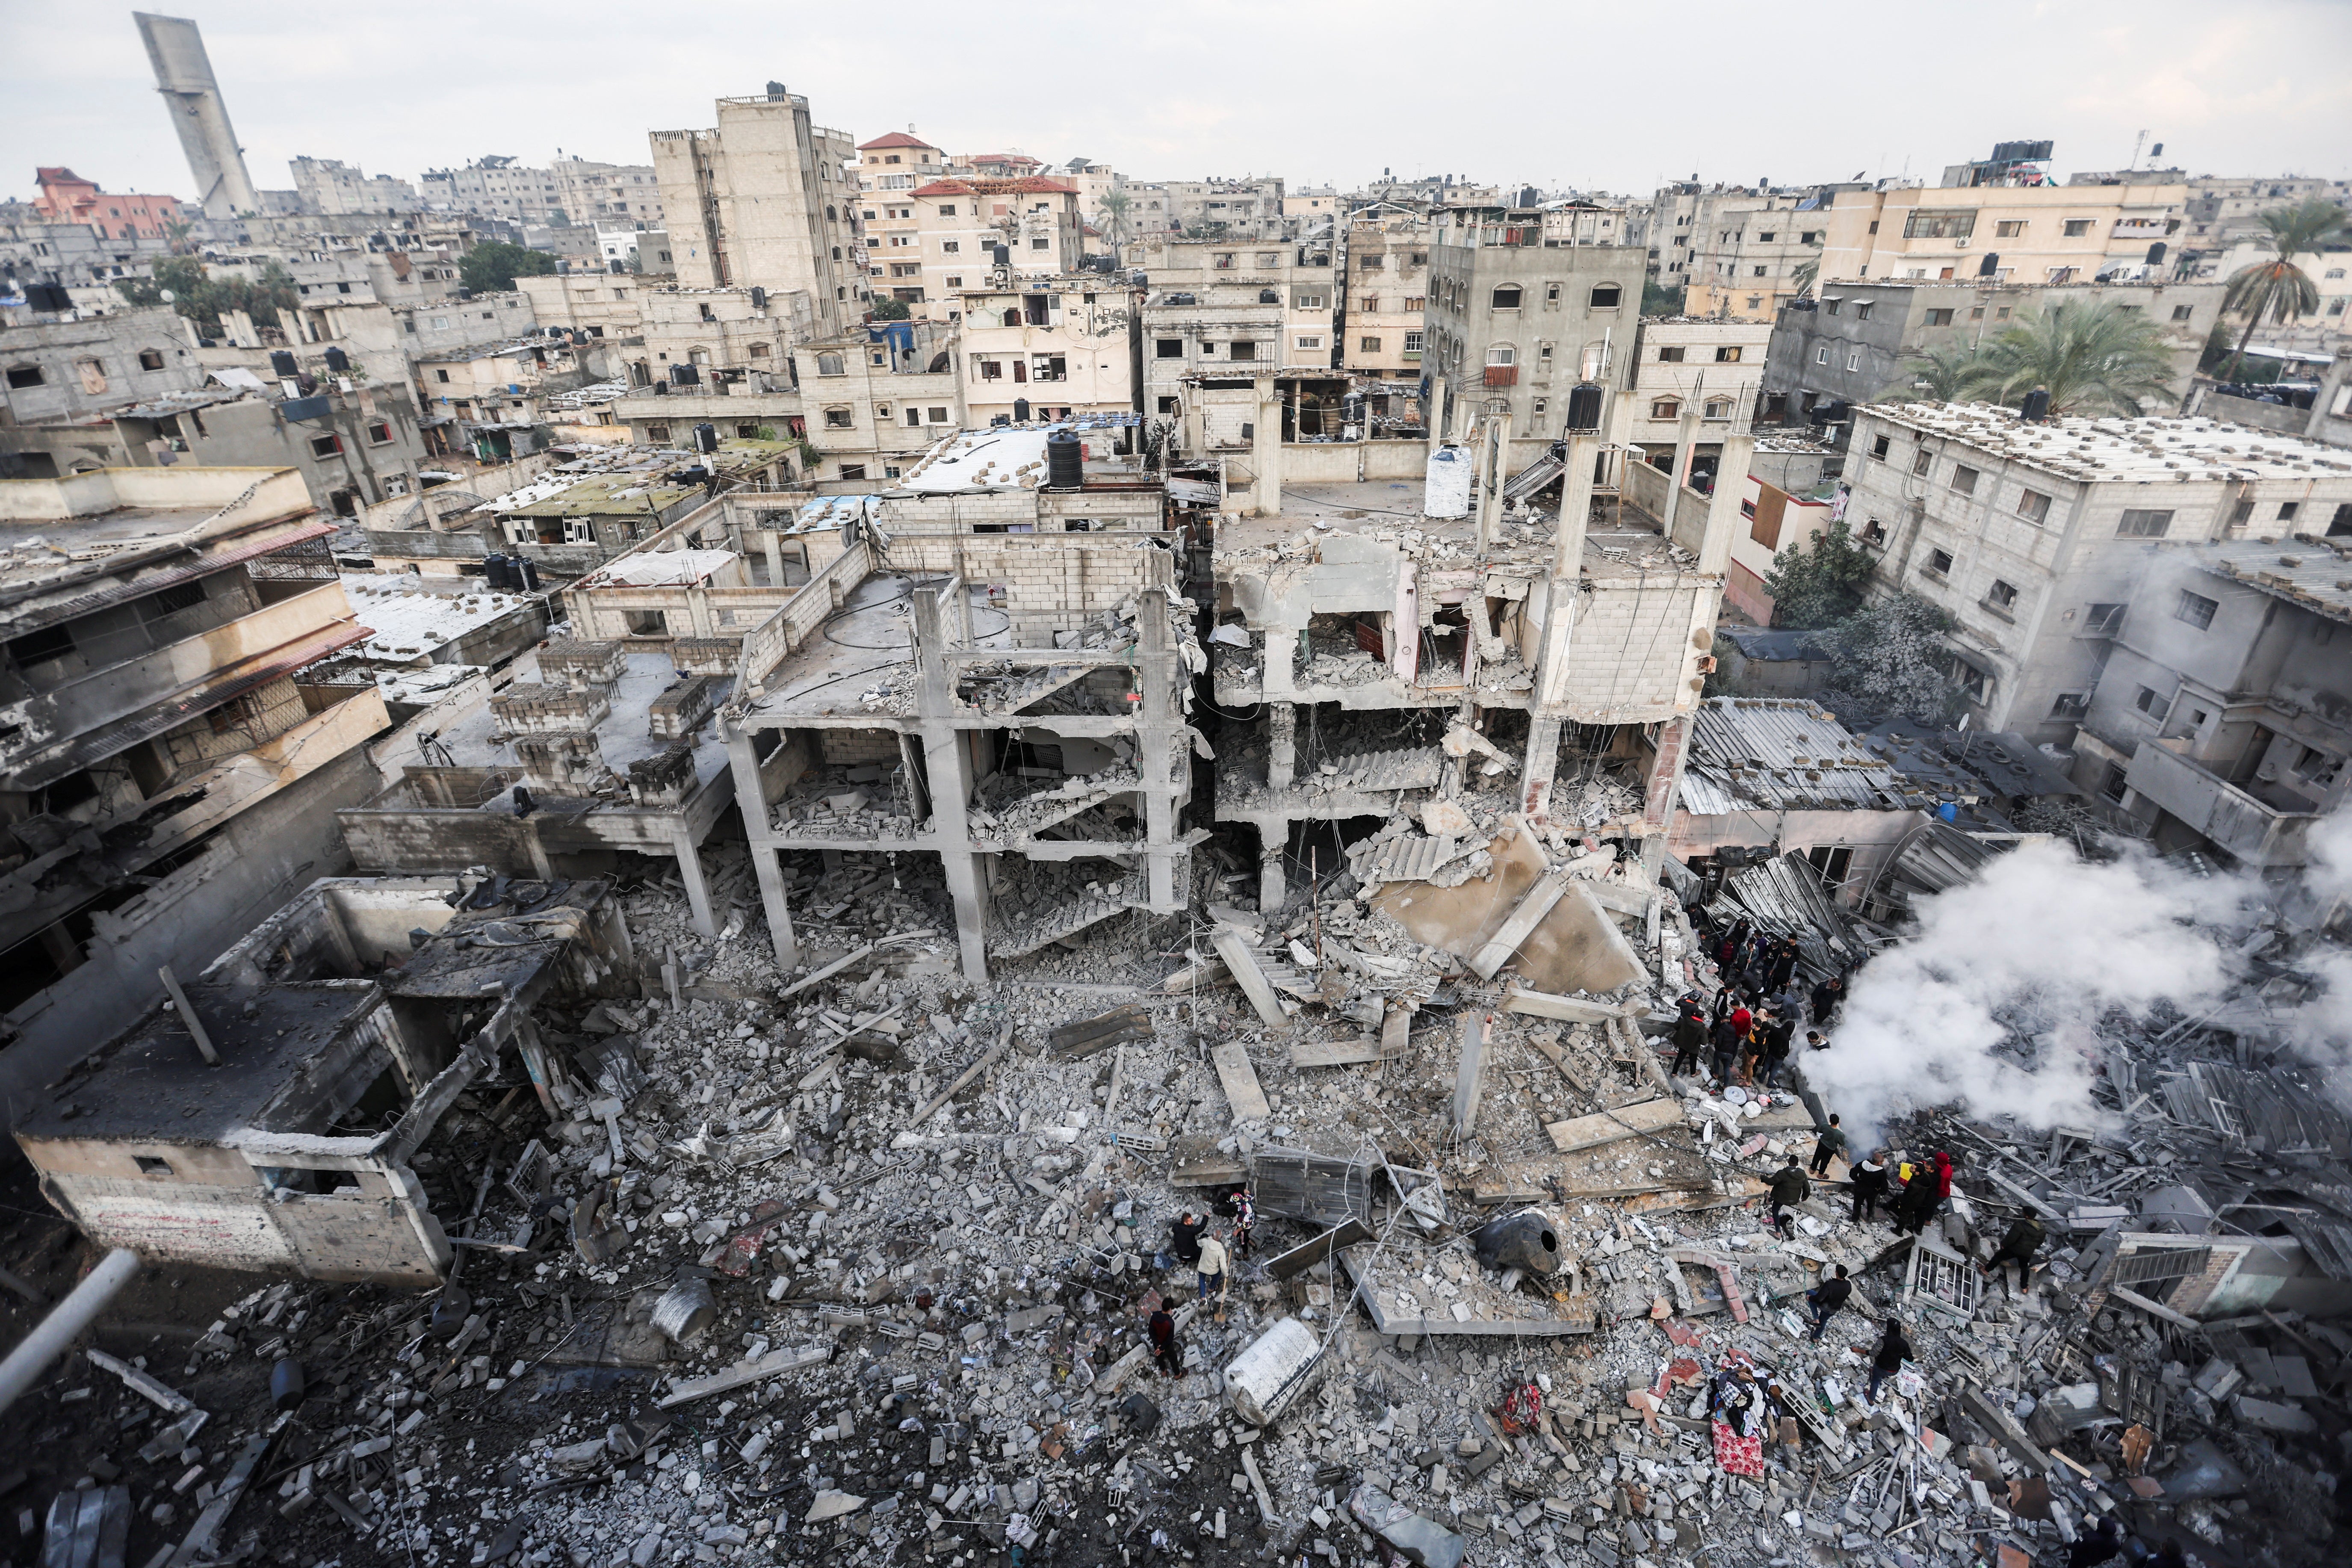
[1225,1316,1324,1426]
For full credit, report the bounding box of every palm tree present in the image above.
[1791,256,1819,298]
[2218,198,2349,381]
[1096,190,1133,260]
[1965,299,2178,416]
[1877,341,1986,403]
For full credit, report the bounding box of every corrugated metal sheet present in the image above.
[1682,698,1905,815]
[1713,853,1871,976]
[2160,1062,2352,1161]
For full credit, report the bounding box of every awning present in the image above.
[5,617,372,791]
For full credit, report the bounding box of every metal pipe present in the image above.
[0,1247,140,1415]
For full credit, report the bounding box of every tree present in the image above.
[2218,198,2349,381]
[1877,341,1989,404]
[114,255,295,337]
[1641,280,1685,317]
[458,241,557,295]
[1826,593,1962,724]
[1096,189,1133,256]
[1791,256,1819,298]
[1762,520,1876,629]
[1966,298,2178,416]
[870,298,912,321]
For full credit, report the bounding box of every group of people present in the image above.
[1148,1186,1259,1378]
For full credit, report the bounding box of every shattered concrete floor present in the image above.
[5,842,2347,1568]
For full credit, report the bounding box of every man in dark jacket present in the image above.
[1670,1006,1708,1078]
[1804,1264,1852,1341]
[1980,1212,2047,1290]
[1810,974,1845,1025]
[1760,1011,1795,1088]
[1766,937,1800,992]
[1809,1114,1849,1176]
[1149,1306,1182,1377]
[1709,1014,1743,1088]
[1767,1158,1809,1236]
[1865,1318,1911,1402]
[1168,1211,1206,1267]
[1848,1150,1890,1224]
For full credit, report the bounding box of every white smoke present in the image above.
[1805,838,2254,1141]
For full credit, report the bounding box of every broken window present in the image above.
[625,608,668,636]
[1714,345,1742,362]
[2174,590,2219,629]
[138,348,166,370]
[2136,685,2171,721]
[2084,602,2126,635]
[2015,488,2051,524]
[1651,399,1680,420]
[1588,283,1622,308]
[1949,465,1979,496]
[1995,219,2027,238]
[824,406,854,428]
[2048,691,2091,720]
[1657,345,1686,363]
[1359,336,1381,351]
[1491,285,1522,309]
[1870,434,1891,459]
[1229,342,1257,360]
[979,359,1003,381]
[816,352,845,377]
[1926,548,1953,577]
[1155,339,1183,359]
[137,580,208,623]
[366,421,393,445]
[1912,449,1933,476]
[1987,579,2018,612]
[2117,508,2172,537]
[310,433,343,458]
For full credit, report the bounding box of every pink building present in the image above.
[33,167,186,240]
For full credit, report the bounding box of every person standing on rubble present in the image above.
[1865,1317,1911,1403]
[1979,1209,2047,1290]
[1767,1157,1809,1237]
[1149,1305,1183,1378]
[1760,1008,1794,1088]
[1803,1264,1852,1341]
[1229,1187,1256,1260]
[1809,1114,1849,1177]
[1169,1210,1206,1270]
[1894,1151,1952,1235]
[1709,1010,1743,1089]
[1196,1231,1229,1321]
[1670,1002,1708,1079]
[1810,973,1845,1025]
[1849,1149,1891,1225]
[1766,936,1801,992]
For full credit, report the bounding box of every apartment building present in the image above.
[550,154,665,227]
[289,157,420,216]
[1135,236,1338,419]
[420,158,566,221]
[855,132,953,193]
[1113,182,1179,240]
[0,466,391,1131]
[1615,318,1774,465]
[1818,177,2187,289]
[1758,277,2228,425]
[1541,198,1639,250]
[1680,189,1859,320]
[2179,175,2352,248]
[2071,541,2349,869]
[1338,210,1433,382]
[793,325,964,483]
[892,177,1084,314]
[1839,400,2352,741]
[0,306,206,426]
[519,272,652,343]
[649,88,863,336]
[955,277,1140,425]
[1419,212,1646,463]
[1160,178,1288,239]
[30,168,185,241]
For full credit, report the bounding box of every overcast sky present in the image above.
[6,0,2349,207]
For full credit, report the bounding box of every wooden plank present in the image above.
[1502,985,1623,1025]
[1469,871,1572,980]
[1211,927,1291,1029]
[1289,1036,1404,1069]
[1542,1096,1683,1155]
[1211,1040,1271,1120]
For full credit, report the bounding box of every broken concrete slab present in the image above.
[1210,1041,1271,1121]
[655,1346,828,1409]
[1211,927,1292,1030]
[1542,1097,1683,1155]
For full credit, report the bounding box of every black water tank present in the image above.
[323,345,350,373]
[482,555,514,590]
[1045,430,1083,490]
[693,422,719,454]
[670,363,700,386]
[1978,251,2001,278]
[2021,387,2051,423]
[1564,381,1604,432]
[269,349,299,378]
[514,557,541,593]
[992,245,1010,267]
[750,286,767,310]
[2146,241,2167,266]
[1013,397,1031,422]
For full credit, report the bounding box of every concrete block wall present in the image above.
[626,744,696,806]
[671,638,740,675]
[1553,578,1713,722]
[820,727,903,765]
[539,639,628,689]
[492,683,612,735]
[512,729,609,791]
[647,675,717,740]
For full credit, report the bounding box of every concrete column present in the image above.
[1519,713,1563,821]
[762,532,787,589]
[911,580,989,980]
[1428,373,1449,441]
[1696,432,1755,577]
[1641,712,1694,877]
[673,830,717,939]
[1476,415,1504,552]
[750,845,798,971]
[1266,701,1297,792]
[1451,1012,1488,1137]
[721,726,797,969]
[1668,409,1702,534]
[1134,580,1182,913]
[1259,830,1286,916]
[1252,373,1282,517]
[1527,433,1601,717]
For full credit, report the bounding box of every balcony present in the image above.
[1483,365,1519,388]
[2124,739,2321,867]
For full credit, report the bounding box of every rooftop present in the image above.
[2200,538,2352,625]
[1212,479,1703,583]
[1678,697,1906,815]
[0,467,320,609]
[1863,402,2352,483]
[431,647,732,791]
[338,572,539,662]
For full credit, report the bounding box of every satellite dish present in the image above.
[159,289,176,302]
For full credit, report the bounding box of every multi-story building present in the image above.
[1757,277,2228,426]
[517,271,652,344]
[1112,182,1178,241]
[1338,210,1433,381]
[1838,400,2352,742]
[2072,540,2349,868]
[855,132,953,194]
[1818,173,2188,290]
[1614,318,1774,467]
[0,305,207,427]
[1285,189,1340,229]
[419,157,570,221]
[1541,198,1640,251]
[595,224,672,272]
[31,168,186,241]
[0,465,392,1129]
[1419,211,1646,463]
[1135,236,1338,419]
[289,158,420,216]
[549,154,665,227]
[1680,188,1860,320]
[2175,231,2351,348]
[954,277,1140,425]
[791,325,964,483]
[2178,175,2352,248]
[649,87,864,338]
[901,177,1084,315]
[1159,178,1288,239]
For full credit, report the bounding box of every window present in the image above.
[839,464,866,481]
[1486,345,1515,366]
[1864,434,1890,461]
[2117,508,2172,538]
[1155,338,1184,359]
[2063,219,2092,237]
[1257,253,1279,267]
[1846,352,1862,372]
[1863,517,1888,545]
[1950,465,1979,496]
[1925,308,1956,327]
[365,421,393,446]
[875,403,893,421]
[2015,488,2051,525]
[1359,336,1382,352]
[1212,253,1235,269]
[137,348,166,371]
[2049,691,2091,720]
[1712,345,1743,363]
[1926,548,1954,577]
[1229,342,1257,360]
[1902,209,1978,239]
[1853,301,1875,322]
[824,406,854,428]
[1295,335,1323,351]
[1030,237,1050,251]
[816,352,845,377]
[644,422,671,442]
[2175,590,2219,629]
[2135,686,2171,721]
[1911,449,1934,476]
[1658,345,1686,363]
[1589,283,1622,308]
[2170,304,2195,322]
[938,204,957,217]
[434,368,451,383]
[1402,331,1423,354]
[1651,399,1680,420]
[927,407,948,423]
[1486,284,1525,311]
[1987,579,2018,612]
[309,433,343,458]
[1814,345,1829,365]
[2279,501,2300,522]
[1751,266,1767,278]
[1294,292,1327,309]
[1156,395,1179,414]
